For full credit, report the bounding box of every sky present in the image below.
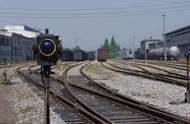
[0,0,190,51]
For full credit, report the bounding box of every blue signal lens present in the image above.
[40,40,55,55]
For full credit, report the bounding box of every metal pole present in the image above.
[162,14,166,61]
[133,37,136,57]
[186,57,190,103]
[144,39,147,64]
[75,38,78,47]
[42,66,50,124]
[44,83,50,124]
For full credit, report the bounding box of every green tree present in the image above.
[109,36,117,58]
[100,36,120,59]
[117,44,121,52]
[103,38,110,51]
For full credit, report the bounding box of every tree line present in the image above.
[101,36,120,59]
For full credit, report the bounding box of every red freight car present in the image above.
[97,48,107,61]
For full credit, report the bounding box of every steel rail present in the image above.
[104,61,187,87]
[131,60,188,71]
[63,62,113,124]
[64,62,165,124]
[81,62,190,124]
[114,60,187,79]
[16,65,105,124]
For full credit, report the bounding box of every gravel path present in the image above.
[84,61,190,119]
[0,66,66,124]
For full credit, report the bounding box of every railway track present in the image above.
[65,62,190,124]
[16,62,190,123]
[103,61,187,87]
[130,60,188,71]
[16,64,103,124]
[114,60,187,79]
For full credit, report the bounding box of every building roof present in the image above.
[140,39,160,43]
[5,25,40,33]
[5,24,41,38]
[165,25,190,36]
[0,30,13,37]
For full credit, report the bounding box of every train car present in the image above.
[120,49,134,60]
[73,49,88,61]
[87,51,96,60]
[61,49,73,61]
[97,48,107,61]
[134,48,144,59]
[148,46,180,60]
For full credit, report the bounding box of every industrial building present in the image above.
[165,25,190,57]
[135,38,160,59]
[5,25,40,38]
[140,38,160,51]
[0,25,41,62]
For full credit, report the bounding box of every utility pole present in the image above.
[75,38,78,47]
[133,37,136,58]
[185,52,190,103]
[133,37,136,50]
[162,14,166,61]
[144,38,147,64]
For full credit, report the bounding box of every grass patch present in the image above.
[0,75,5,84]
[55,63,70,71]
[20,106,34,113]
[85,63,117,79]
[16,93,34,100]
[85,63,100,73]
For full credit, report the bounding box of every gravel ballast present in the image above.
[0,66,66,124]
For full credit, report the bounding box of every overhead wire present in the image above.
[0,1,189,19]
[0,3,190,16]
[0,0,189,12]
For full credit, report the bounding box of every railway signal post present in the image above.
[33,29,61,124]
[184,51,190,103]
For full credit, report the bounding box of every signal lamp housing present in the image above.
[34,35,61,66]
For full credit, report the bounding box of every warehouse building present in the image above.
[0,25,41,62]
[134,38,160,59]
[165,25,190,57]
[140,38,160,51]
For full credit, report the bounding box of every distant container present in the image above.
[73,50,88,61]
[87,51,96,60]
[97,48,107,61]
[61,49,73,61]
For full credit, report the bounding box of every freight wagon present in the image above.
[87,51,96,60]
[61,49,73,61]
[73,50,88,61]
[97,48,107,61]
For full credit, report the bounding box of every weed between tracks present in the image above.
[0,75,4,83]
[53,63,71,75]
[85,62,117,80]
[20,106,34,113]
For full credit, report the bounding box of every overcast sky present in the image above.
[0,0,190,50]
